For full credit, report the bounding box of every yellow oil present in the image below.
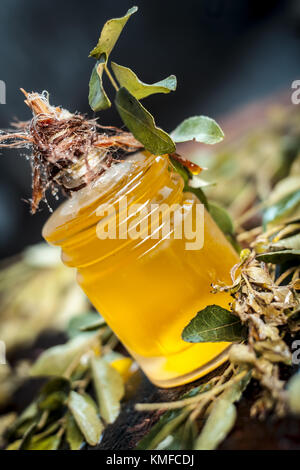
[43,153,239,387]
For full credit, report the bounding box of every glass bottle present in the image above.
[43,152,239,387]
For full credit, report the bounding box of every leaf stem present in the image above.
[104,64,119,92]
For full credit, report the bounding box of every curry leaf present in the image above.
[256,250,300,264]
[169,156,190,184]
[28,434,62,450]
[38,377,70,412]
[68,391,103,446]
[111,62,176,99]
[115,87,175,155]
[80,317,106,332]
[171,116,224,144]
[66,412,84,450]
[263,189,300,227]
[30,334,97,377]
[137,409,190,450]
[89,60,111,112]
[89,6,138,60]
[208,202,234,235]
[136,386,205,450]
[90,357,124,424]
[67,312,100,338]
[271,233,300,251]
[182,305,246,343]
[287,373,300,415]
[186,186,208,209]
[195,399,237,450]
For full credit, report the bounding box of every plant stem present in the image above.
[135,370,247,412]
[104,64,119,92]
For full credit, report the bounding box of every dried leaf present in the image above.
[115,87,175,155]
[245,266,272,285]
[182,305,246,343]
[68,391,103,446]
[91,357,124,424]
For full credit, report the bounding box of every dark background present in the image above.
[0,0,299,259]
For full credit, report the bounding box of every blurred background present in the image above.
[0,0,299,259]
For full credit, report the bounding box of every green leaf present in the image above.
[91,357,124,424]
[30,334,97,377]
[287,373,300,415]
[111,62,176,99]
[263,189,300,227]
[80,317,106,332]
[19,422,37,450]
[156,421,197,450]
[136,386,205,450]
[89,6,138,60]
[66,412,84,450]
[115,87,175,155]
[68,391,103,446]
[27,434,62,450]
[38,377,70,411]
[137,409,189,450]
[271,233,300,251]
[89,60,111,111]
[67,312,100,338]
[171,116,224,144]
[182,305,246,343]
[7,402,38,438]
[169,156,190,184]
[186,186,208,209]
[208,202,234,235]
[195,398,237,450]
[256,250,300,264]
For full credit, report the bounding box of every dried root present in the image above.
[0,89,142,213]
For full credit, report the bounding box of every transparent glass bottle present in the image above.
[43,153,238,387]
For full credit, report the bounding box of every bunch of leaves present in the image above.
[2,313,137,450]
[88,7,235,245]
[87,6,224,156]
